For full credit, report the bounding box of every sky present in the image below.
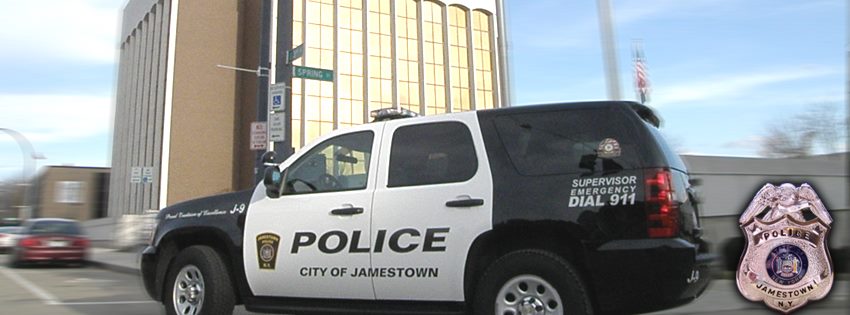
[0,0,847,182]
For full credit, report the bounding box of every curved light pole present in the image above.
[596,0,622,100]
[0,128,41,219]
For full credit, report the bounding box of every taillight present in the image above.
[19,237,41,247]
[645,168,679,238]
[72,238,90,247]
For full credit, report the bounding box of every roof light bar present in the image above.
[370,108,419,122]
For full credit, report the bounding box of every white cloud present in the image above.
[0,94,112,143]
[0,0,123,63]
[650,66,840,107]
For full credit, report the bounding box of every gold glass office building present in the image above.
[109,0,509,216]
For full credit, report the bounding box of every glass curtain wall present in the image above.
[395,0,419,113]
[290,0,498,148]
[472,10,495,110]
[367,0,393,113]
[448,5,471,112]
[304,0,336,144]
[338,0,365,129]
[291,0,304,148]
[422,1,446,115]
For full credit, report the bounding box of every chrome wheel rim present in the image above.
[495,275,562,315]
[172,265,205,315]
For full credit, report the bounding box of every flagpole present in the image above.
[632,39,649,104]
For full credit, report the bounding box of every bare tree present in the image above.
[759,103,847,158]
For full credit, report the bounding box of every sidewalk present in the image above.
[87,247,142,275]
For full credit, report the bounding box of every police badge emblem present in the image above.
[736,183,834,313]
[256,233,281,270]
[597,138,621,158]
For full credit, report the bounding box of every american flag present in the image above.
[633,41,650,103]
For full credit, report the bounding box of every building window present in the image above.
[367,0,393,112]
[292,0,305,148]
[55,181,84,204]
[339,0,365,129]
[448,6,471,112]
[388,122,477,187]
[472,10,495,109]
[395,0,419,113]
[422,1,446,115]
[304,0,336,144]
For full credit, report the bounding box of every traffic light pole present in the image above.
[274,0,295,161]
[254,0,272,184]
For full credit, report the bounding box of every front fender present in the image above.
[145,190,254,302]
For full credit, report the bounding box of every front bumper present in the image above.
[586,238,714,313]
[140,245,159,301]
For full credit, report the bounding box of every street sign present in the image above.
[287,44,304,64]
[293,65,334,82]
[130,167,142,184]
[269,83,286,112]
[269,112,287,142]
[142,167,154,184]
[250,122,268,150]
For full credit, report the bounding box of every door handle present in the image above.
[330,207,364,215]
[445,198,484,208]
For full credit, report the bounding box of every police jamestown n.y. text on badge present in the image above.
[736,183,834,314]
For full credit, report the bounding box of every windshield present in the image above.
[0,227,21,234]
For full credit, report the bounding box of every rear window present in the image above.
[27,221,82,235]
[643,121,687,172]
[493,108,642,176]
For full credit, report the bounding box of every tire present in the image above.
[7,250,23,268]
[163,246,235,315]
[473,249,593,315]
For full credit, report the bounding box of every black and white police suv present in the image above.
[141,101,712,315]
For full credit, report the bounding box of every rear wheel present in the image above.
[473,249,593,315]
[163,246,234,315]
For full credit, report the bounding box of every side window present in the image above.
[283,131,374,194]
[493,109,640,176]
[388,122,477,187]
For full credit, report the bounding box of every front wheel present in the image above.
[164,246,234,315]
[473,249,593,315]
[7,250,23,268]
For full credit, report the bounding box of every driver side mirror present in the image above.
[263,167,283,198]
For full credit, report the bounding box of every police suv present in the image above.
[141,101,712,315]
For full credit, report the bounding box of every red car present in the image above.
[8,218,89,267]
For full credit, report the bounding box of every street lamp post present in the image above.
[596,0,622,100]
[0,128,42,219]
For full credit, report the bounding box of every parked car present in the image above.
[0,226,22,253]
[142,102,711,315]
[8,218,89,267]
